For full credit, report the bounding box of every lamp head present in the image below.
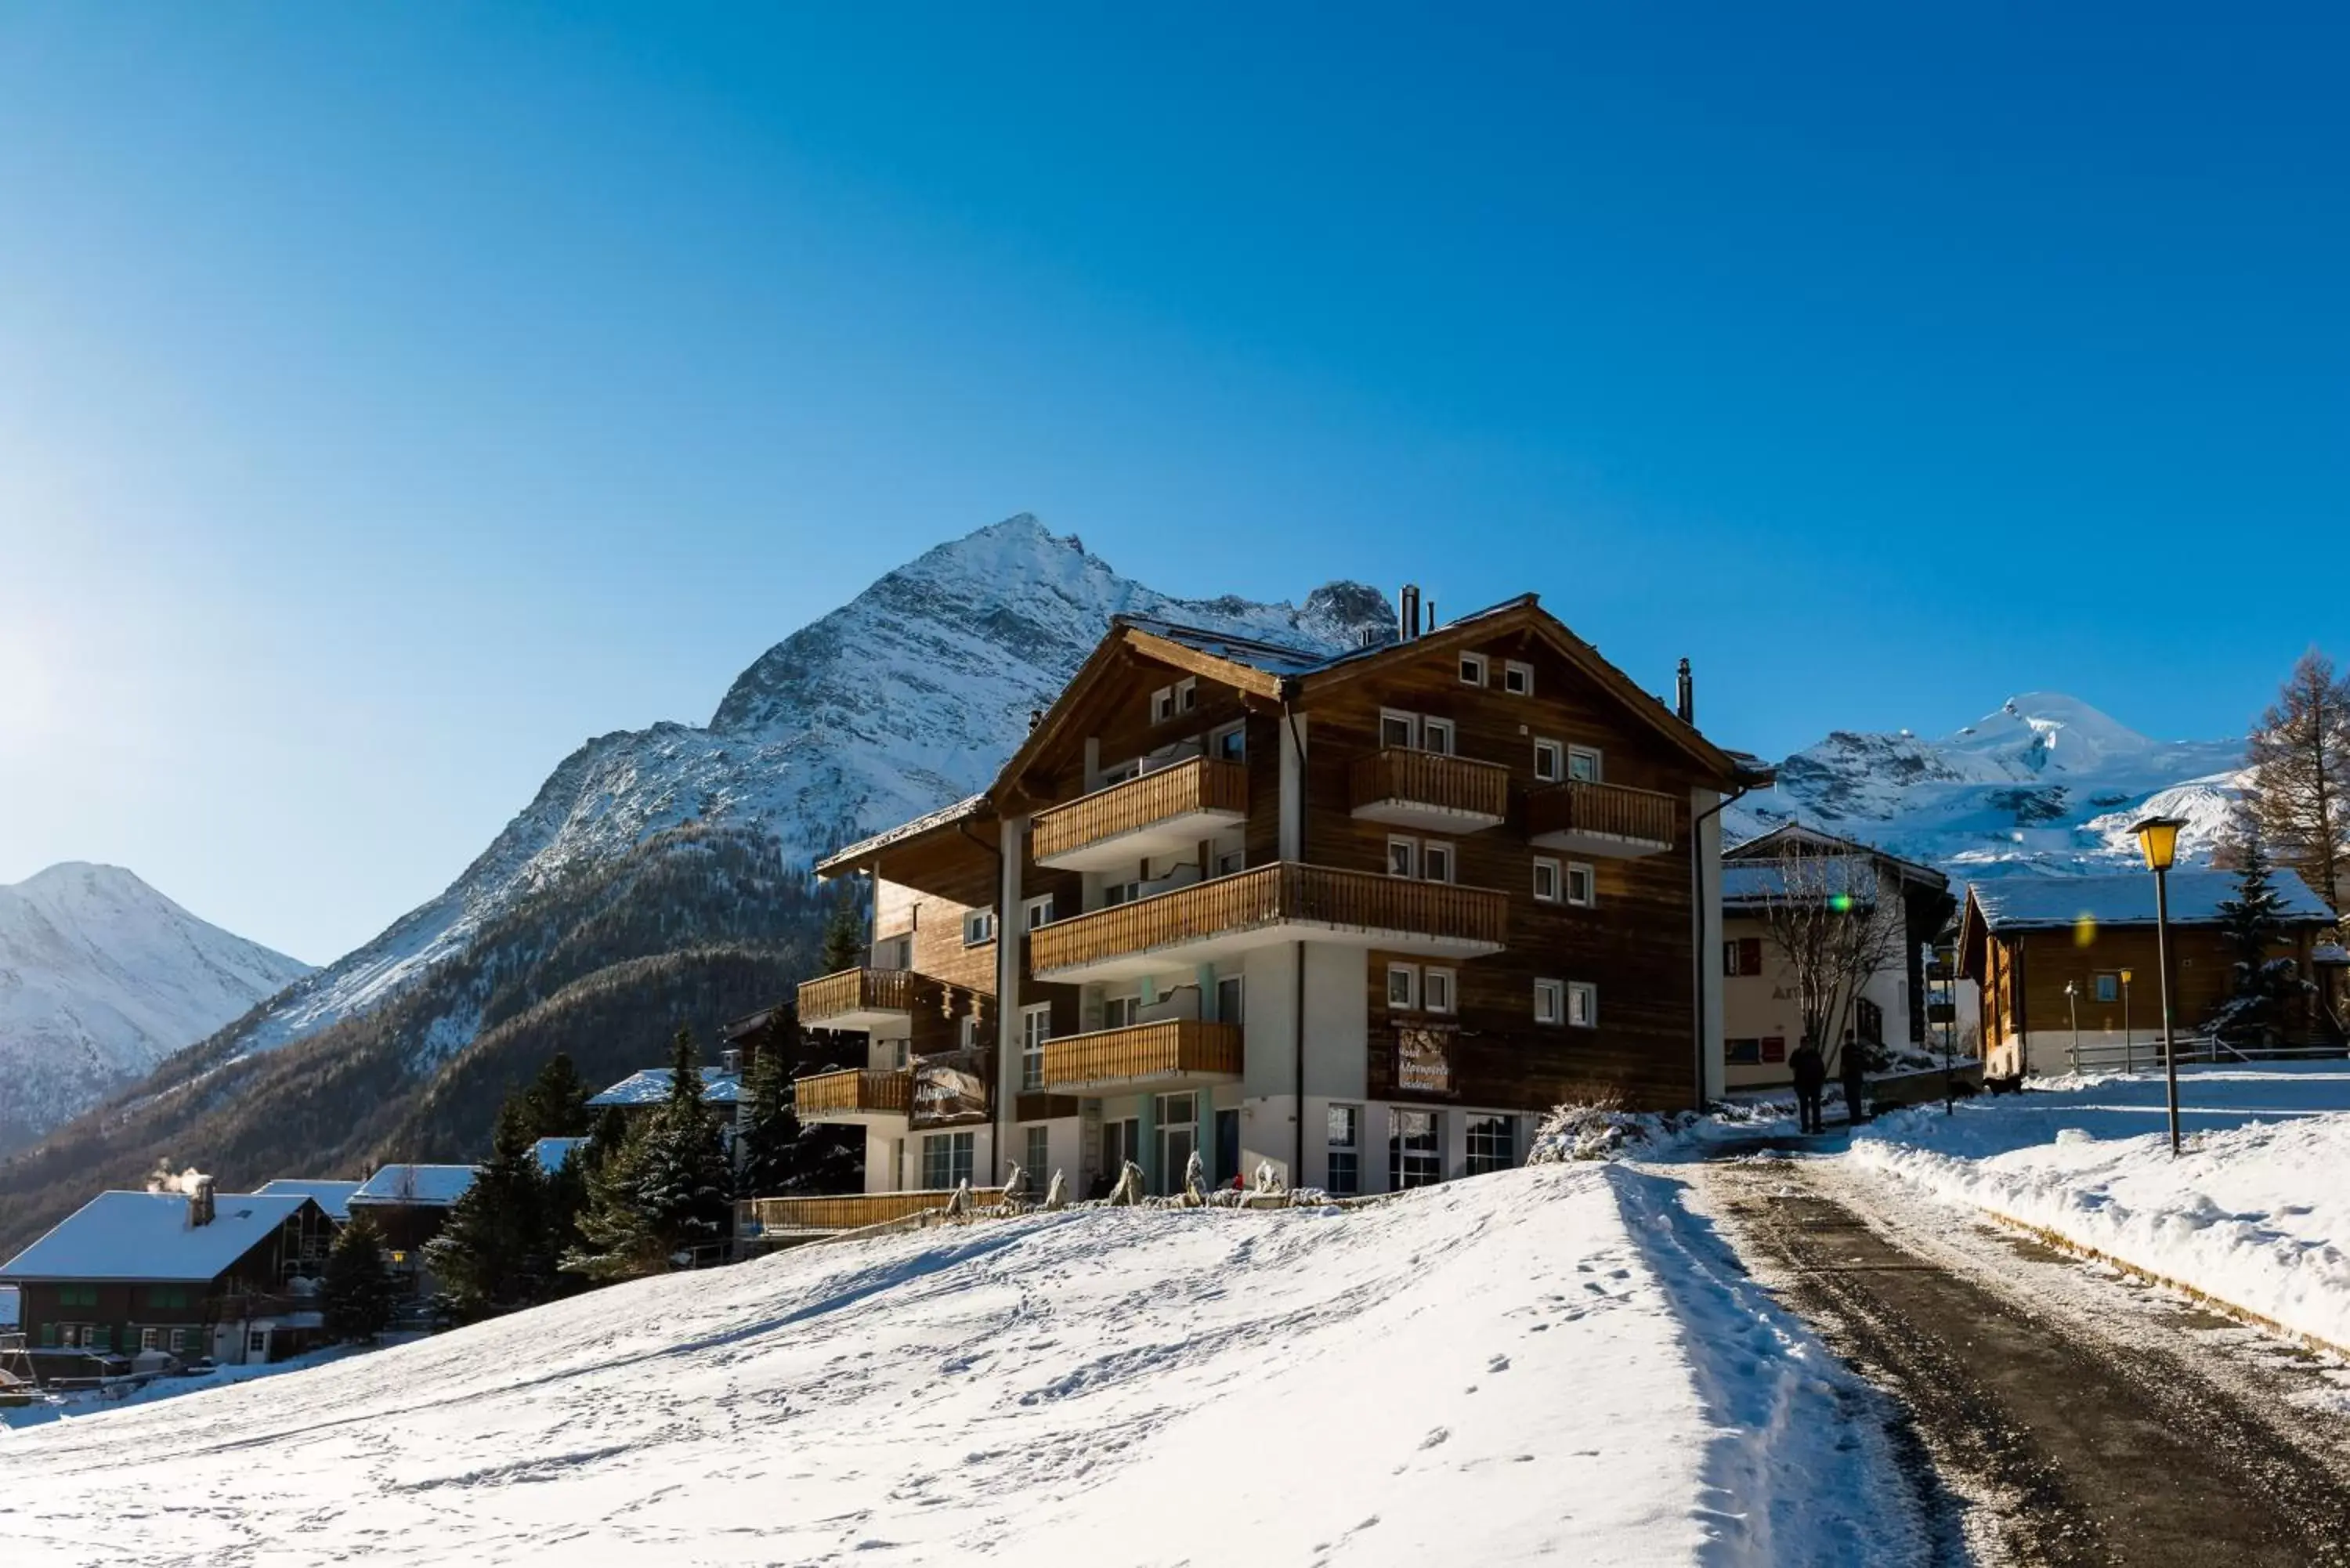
[2131,815,2186,873]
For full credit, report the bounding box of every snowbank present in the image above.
[1850,1064,2350,1351]
[0,1165,1911,1566]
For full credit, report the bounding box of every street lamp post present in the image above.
[2120,968,2135,1074]
[2065,980,2080,1074]
[2134,816,2186,1158]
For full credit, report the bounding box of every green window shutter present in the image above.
[93,1325,111,1351]
[40,1322,58,1347]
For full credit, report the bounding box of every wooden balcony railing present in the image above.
[1526,779,1679,848]
[1030,862,1509,974]
[1043,1019,1245,1089]
[797,966,917,1024]
[794,1068,913,1118]
[1348,748,1510,820]
[1031,756,1248,863]
[740,1188,1008,1234]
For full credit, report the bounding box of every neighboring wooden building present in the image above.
[0,1183,337,1370]
[792,592,1773,1200]
[1719,824,1954,1089]
[1958,871,2341,1076]
[346,1164,477,1297]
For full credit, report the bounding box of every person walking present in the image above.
[1840,1031,1870,1127]
[1790,1039,1827,1134]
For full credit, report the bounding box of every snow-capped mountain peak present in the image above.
[0,864,313,1151]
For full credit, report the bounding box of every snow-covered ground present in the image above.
[0,1165,1918,1566]
[1849,1063,2350,1353]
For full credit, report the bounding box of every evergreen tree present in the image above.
[564,1118,666,1282]
[735,1018,804,1199]
[540,1140,594,1297]
[2213,814,2295,1044]
[632,1026,736,1266]
[425,1099,551,1317]
[819,890,868,974]
[519,1053,593,1140]
[321,1212,398,1342]
[2243,649,2350,911]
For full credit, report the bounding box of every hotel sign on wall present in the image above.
[1395,1025,1454,1097]
[913,1050,990,1124]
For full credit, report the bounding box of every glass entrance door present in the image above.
[1155,1092,1198,1194]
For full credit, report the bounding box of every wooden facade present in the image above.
[794,594,1769,1203]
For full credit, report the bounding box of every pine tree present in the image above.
[2244,649,2350,912]
[632,1026,736,1266]
[519,1053,593,1140]
[819,891,867,974]
[734,1019,804,1199]
[2216,814,2289,970]
[565,1118,665,1282]
[425,1099,550,1317]
[322,1212,398,1342]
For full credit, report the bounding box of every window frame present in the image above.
[1326,1104,1361,1196]
[1379,707,1419,750]
[1459,651,1488,687]
[1532,856,1562,903]
[1174,677,1198,714]
[1566,862,1597,908]
[1211,721,1246,761]
[1389,1108,1443,1190]
[1023,1124,1050,1181]
[1465,1114,1516,1176]
[1567,981,1599,1029]
[1502,660,1534,696]
[1421,840,1455,884]
[1102,993,1142,1029]
[1215,974,1245,1025]
[1567,744,1603,782]
[1386,835,1419,880]
[2094,972,2120,1003]
[1386,963,1420,1012]
[1023,894,1055,930]
[1020,1003,1053,1091]
[1533,738,1564,782]
[1423,966,1457,1015]
[962,908,996,946]
[921,1130,976,1190]
[1151,686,1176,724]
[1420,716,1455,756]
[1535,977,1565,1025]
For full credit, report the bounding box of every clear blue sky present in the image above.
[2,4,2342,963]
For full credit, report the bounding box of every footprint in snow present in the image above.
[1419,1426,1451,1451]
[1488,1354,1511,1373]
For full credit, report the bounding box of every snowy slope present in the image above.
[1729,692,2247,883]
[0,1167,1921,1566]
[0,865,311,1148]
[217,515,1392,1060]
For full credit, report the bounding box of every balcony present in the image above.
[1042,1019,1244,1093]
[1349,748,1510,832]
[1031,756,1249,873]
[794,1068,913,1125]
[1029,862,1508,983]
[1526,780,1678,858]
[740,1187,1009,1237]
[797,966,918,1032]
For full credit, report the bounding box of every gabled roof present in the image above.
[586,1066,747,1108]
[1724,822,1948,891]
[815,792,992,880]
[1967,869,2336,934]
[255,1179,363,1223]
[0,1191,324,1284]
[349,1165,478,1209]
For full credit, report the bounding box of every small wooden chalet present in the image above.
[346,1164,478,1295]
[0,1181,337,1370]
[1958,870,2341,1076]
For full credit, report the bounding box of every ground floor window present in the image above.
[139,1327,159,1351]
[1326,1105,1361,1195]
[247,1331,268,1357]
[1023,1124,1050,1183]
[169,1328,188,1354]
[1390,1109,1441,1189]
[1465,1115,1516,1176]
[1157,1091,1198,1194]
[922,1130,974,1190]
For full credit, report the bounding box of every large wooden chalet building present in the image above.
[793,591,1771,1200]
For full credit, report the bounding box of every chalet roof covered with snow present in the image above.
[1723,858,1881,908]
[254,1179,363,1222]
[0,1190,322,1283]
[815,793,989,878]
[1969,870,2337,933]
[349,1165,478,1209]
[587,1067,747,1107]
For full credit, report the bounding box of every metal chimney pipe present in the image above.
[1397,584,1421,641]
[1676,658,1694,724]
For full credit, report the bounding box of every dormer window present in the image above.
[1502,660,1534,696]
[1459,652,1488,687]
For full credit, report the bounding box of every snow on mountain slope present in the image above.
[0,865,312,1147]
[1730,692,2247,884]
[226,515,1394,1059]
[0,1167,1921,1566]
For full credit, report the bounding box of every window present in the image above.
[1390,1109,1442,1189]
[1021,1004,1052,1091]
[1151,686,1176,723]
[168,1328,187,1354]
[1379,709,1418,750]
[1175,677,1198,714]
[893,1038,910,1070]
[1102,878,1143,907]
[1502,660,1533,695]
[1099,758,1140,786]
[1024,894,1054,930]
[1215,974,1244,1026]
[922,1131,976,1190]
[1024,1125,1050,1181]
[1459,652,1488,687]
[877,934,913,970]
[1567,981,1598,1028]
[1533,857,1562,903]
[963,909,996,946]
[140,1328,159,1352]
[1534,739,1564,782]
[1535,978,1565,1025]
[1103,994,1142,1028]
[1856,997,1884,1046]
[1214,848,1246,876]
[1566,862,1596,908]
[1726,1037,1763,1066]
[1567,745,1603,782]
[1423,967,1456,1014]
[958,1014,981,1050]
[247,1331,267,1357]
[1212,721,1246,761]
[144,1284,190,1310]
[1386,836,1418,879]
[60,1282,97,1307]
[2095,972,2120,1003]
[1466,1115,1515,1176]
[1157,1092,1198,1194]
[1420,717,1455,756]
[1723,938,1765,975]
[1421,841,1455,884]
[1386,963,1420,1011]
[1326,1105,1361,1195]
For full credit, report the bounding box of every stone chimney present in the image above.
[187,1174,215,1228]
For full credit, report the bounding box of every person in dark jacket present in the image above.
[1789,1040,1827,1134]
[1840,1031,1870,1126]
